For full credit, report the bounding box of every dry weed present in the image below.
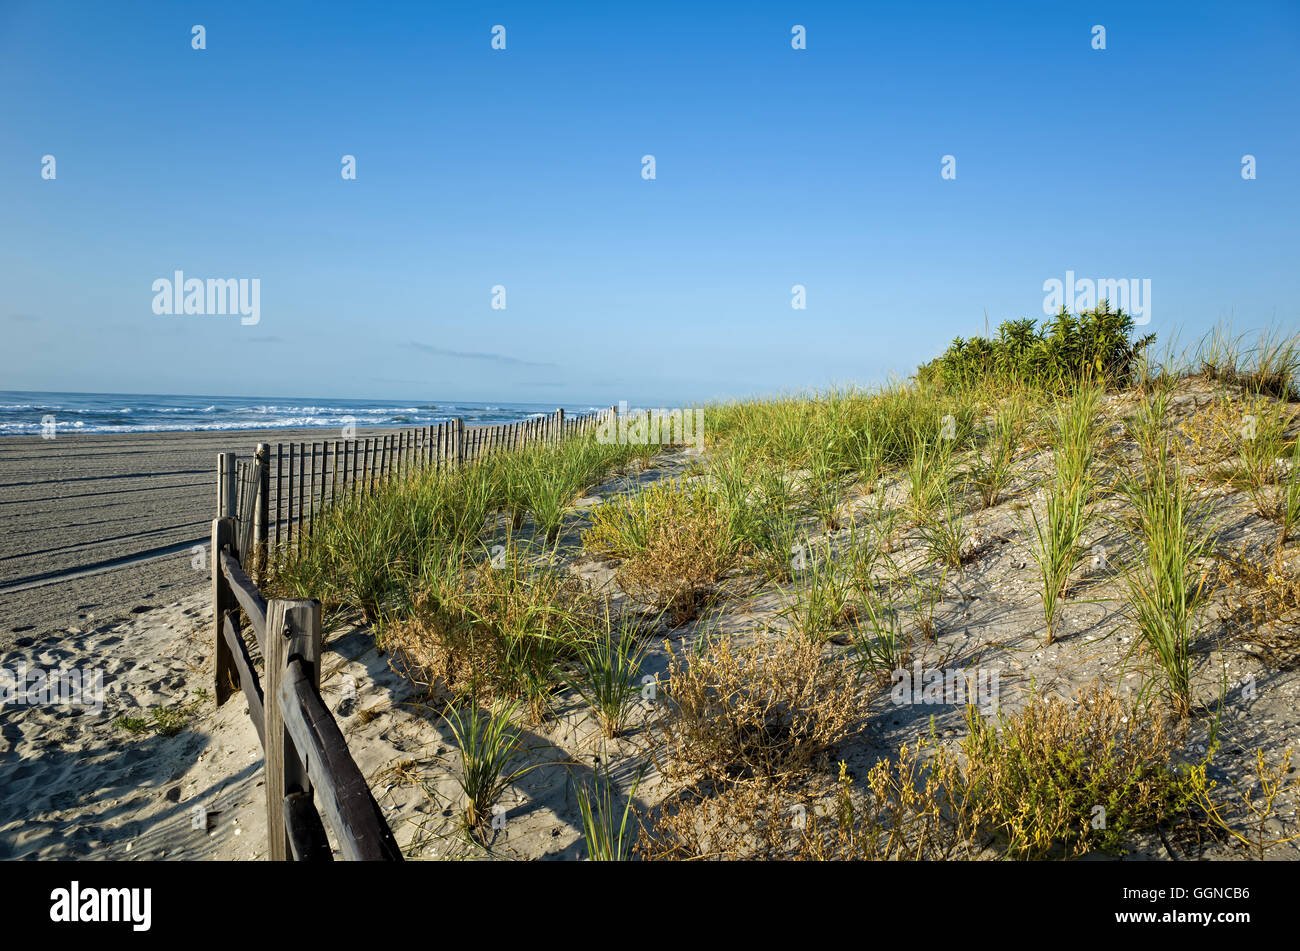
[639,745,988,860]
[586,480,738,625]
[1213,550,1300,668]
[657,635,870,786]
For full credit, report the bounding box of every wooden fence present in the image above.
[211,407,613,860]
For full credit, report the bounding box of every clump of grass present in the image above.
[806,446,853,531]
[1194,320,1244,385]
[1197,323,1300,401]
[275,486,408,622]
[844,426,884,489]
[574,757,645,861]
[850,582,913,686]
[113,695,206,737]
[1119,436,1216,718]
[271,432,642,622]
[509,446,574,543]
[904,564,946,641]
[915,482,971,569]
[703,383,967,478]
[571,612,650,738]
[385,547,590,720]
[1247,327,1300,401]
[444,697,533,835]
[754,510,804,584]
[1024,386,1100,642]
[583,479,738,626]
[1226,397,1293,517]
[782,541,857,641]
[1125,380,1175,465]
[869,488,902,554]
[709,448,801,579]
[904,425,954,522]
[968,397,1025,508]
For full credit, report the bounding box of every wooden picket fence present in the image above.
[210,407,613,860]
[222,407,612,572]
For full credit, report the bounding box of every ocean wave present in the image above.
[0,393,587,437]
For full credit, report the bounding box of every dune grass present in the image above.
[445,696,532,835]
[570,609,651,738]
[573,757,644,861]
[967,394,1027,509]
[1024,385,1102,642]
[1119,432,1216,718]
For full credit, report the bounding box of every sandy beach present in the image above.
[0,422,500,859]
[0,427,411,651]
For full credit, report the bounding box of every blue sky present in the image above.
[2,1,1297,406]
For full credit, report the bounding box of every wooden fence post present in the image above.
[456,417,465,468]
[218,451,236,519]
[556,408,564,445]
[264,598,322,861]
[253,443,269,582]
[212,516,237,705]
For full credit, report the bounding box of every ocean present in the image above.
[0,391,604,437]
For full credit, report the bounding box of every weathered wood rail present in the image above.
[212,407,613,860]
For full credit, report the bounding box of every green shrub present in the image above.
[919,303,1155,392]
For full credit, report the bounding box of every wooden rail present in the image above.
[277,657,403,860]
[212,406,614,860]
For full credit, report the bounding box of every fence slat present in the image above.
[310,443,319,537]
[254,444,269,581]
[319,442,328,522]
[218,452,236,519]
[287,444,295,551]
[297,443,307,550]
[275,444,283,549]
[331,440,339,511]
[212,517,237,705]
[352,437,361,496]
[342,439,350,500]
